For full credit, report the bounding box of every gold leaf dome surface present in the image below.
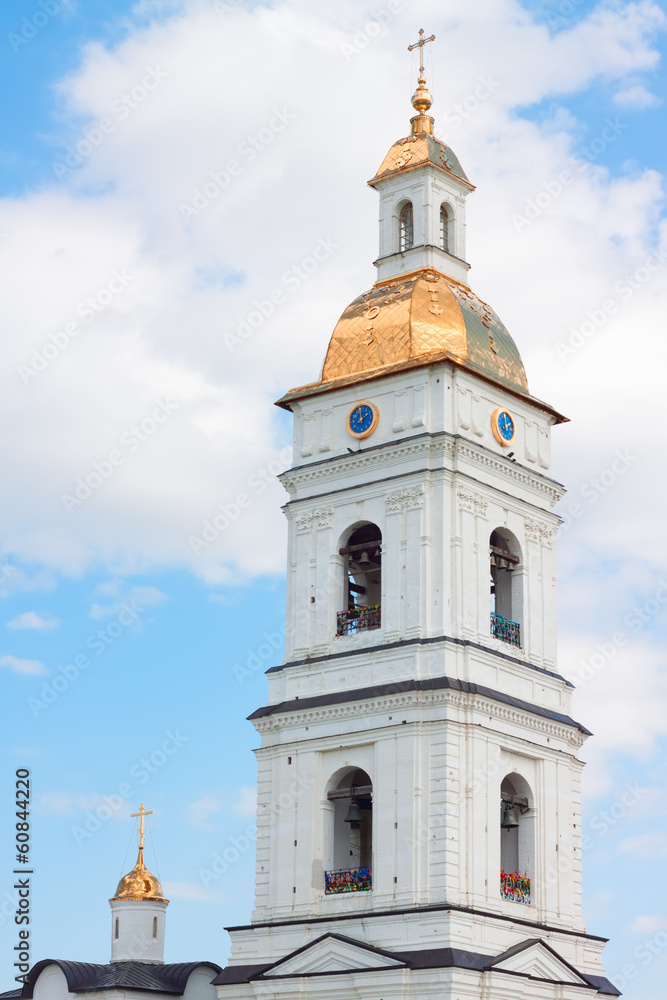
[320,269,528,393]
[111,847,166,902]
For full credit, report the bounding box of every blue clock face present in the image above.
[497,411,514,441]
[348,403,378,438]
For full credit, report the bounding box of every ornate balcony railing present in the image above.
[490,612,521,647]
[336,605,381,637]
[325,867,372,894]
[500,869,531,904]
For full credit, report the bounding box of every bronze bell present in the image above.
[358,550,371,567]
[345,800,363,826]
[501,803,520,829]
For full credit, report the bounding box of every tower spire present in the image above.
[408,28,436,134]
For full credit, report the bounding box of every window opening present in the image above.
[500,775,533,904]
[399,202,414,251]
[440,204,450,253]
[152,916,158,939]
[337,524,381,636]
[325,768,373,893]
[490,530,521,646]
[114,918,119,940]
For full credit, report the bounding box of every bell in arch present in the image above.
[357,550,371,567]
[501,802,520,829]
[344,800,363,827]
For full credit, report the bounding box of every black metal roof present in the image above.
[11,960,221,997]
[248,675,592,736]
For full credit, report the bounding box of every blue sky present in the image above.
[1,0,667,997]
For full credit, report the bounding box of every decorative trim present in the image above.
[294,508,334,533]
[458,491,488,516]
[385,485,424,512]
[525,519,557,546]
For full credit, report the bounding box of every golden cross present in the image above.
[408,28,436,75]
[130,803,154,850]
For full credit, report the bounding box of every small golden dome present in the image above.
[111,847,167,902]
[411,74,432,114]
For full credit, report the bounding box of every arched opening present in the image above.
[440,203,452,254]
[336,523,382,637]
[152,916,158,939]
[490,529,522,646]
[399,201,414,252]
[500,774,534,904]
[114,918,119,940]
[325,768,373,894]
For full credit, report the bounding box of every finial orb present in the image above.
[411,74,432,114]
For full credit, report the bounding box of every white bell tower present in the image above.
[214,33,619,1000]
[109,804,168,964]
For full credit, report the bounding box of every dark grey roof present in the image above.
[16,960,221,997]
[248,675,592,736]
[214,935,618,995]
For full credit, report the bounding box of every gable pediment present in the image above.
[488,939,590,986]
[260,934,406,978]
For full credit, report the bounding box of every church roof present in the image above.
[369,132,474,189]
[111,846,166,903]
[11,960,221,998]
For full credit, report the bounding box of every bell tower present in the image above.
[214,34,619,1000]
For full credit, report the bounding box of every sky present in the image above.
[0,0,666,995]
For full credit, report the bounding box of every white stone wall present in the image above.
[109,897,168,963]
[374,164,471,284]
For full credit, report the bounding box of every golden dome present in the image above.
[320,269,528,392]
[111,847,167,902]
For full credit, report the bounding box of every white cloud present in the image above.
[0,654,47,675]
[617,832,667,859]
[34,792,126,816]
[0,2,667,785]
[233,785,257,818]
[89,584,168,618]
[630,915,667,934]
[614,83,662,108]
[186,795,223,830]
[162,880,222,902]
[6,611,61,631]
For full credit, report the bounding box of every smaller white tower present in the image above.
[368,40,475,286]
[109,804,168,964]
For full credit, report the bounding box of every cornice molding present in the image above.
[251,682,587,750]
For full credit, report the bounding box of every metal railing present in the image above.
[325,867,372,894]
[500,870,531,904]
[336,605,381,637]
[490,612,521,647]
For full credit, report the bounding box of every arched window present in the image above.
[440,203,452,253]
[336,524,382,637]
[399,202,414,252]
[114,918,119,940]
[490,529,522,646]
[500,774,534,904]
[152,916,158,939]
[324,768,373,894]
